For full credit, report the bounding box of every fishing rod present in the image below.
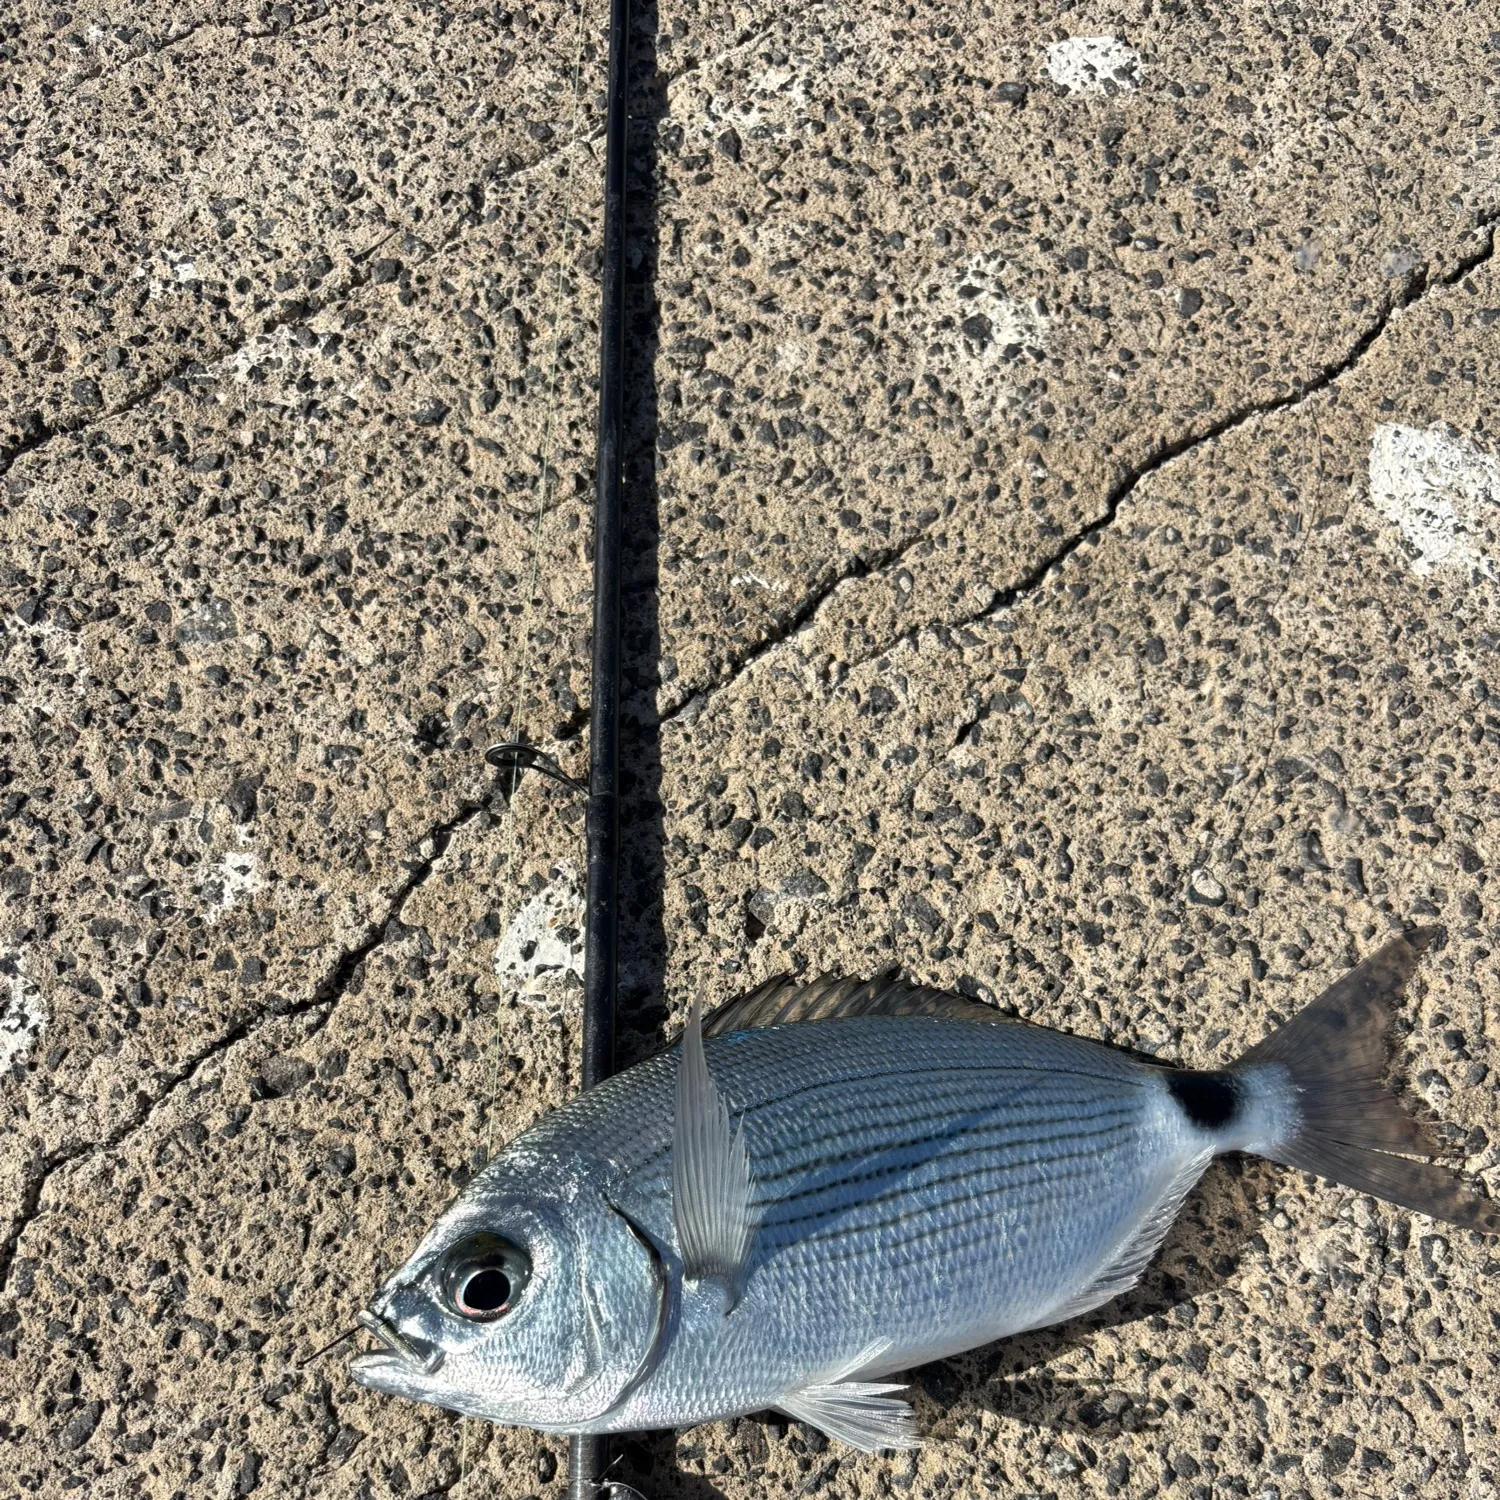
[570,0,630,1489]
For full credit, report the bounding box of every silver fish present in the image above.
[350,927,1496,1450]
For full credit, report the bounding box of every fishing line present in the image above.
[452,2,593,1493]
[473,0,592,1247]
[295,1326,357,1369]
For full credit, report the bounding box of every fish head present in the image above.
[349,1149,663,1430]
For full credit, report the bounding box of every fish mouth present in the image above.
[355,1308,445,1376]
[348,1349,416,1392]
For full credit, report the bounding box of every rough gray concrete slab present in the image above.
[1,0,1498,1496]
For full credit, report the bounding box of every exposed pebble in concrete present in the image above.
[204,848,263,920]
[1186,866,1228,907]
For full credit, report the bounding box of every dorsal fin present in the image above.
[699,973,1012,1038]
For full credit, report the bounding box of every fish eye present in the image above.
[441,1234,531,1322]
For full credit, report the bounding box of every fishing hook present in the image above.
[355,1309,445,1375]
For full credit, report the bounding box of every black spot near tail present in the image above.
[1167,1070,1241,1131]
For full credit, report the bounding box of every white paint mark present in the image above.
[1367,423,1500,577]
[206,849,262,919]
[1044,37,1142,95]
[495,861,585,1005]
[10,616,92,711]
[220,322,365,402]
[134,254,202,300]
[225,324,299,382]
[0,960,46,1074]
[747,61,809,116]
[1416,1067,1452,1108]
[730,571,788,593]
[753,63,795,94]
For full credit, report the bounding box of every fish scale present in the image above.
[352,931,1499,1451]
[564,1016,1201,1431]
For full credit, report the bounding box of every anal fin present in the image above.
[672,997,756,1291]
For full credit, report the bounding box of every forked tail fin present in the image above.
[1230,927,1499,1234]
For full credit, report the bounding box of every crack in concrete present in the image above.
[657,529,934,728]
[0,799,488,1294]
[682,215,1500,715]
[0,245,390,484]
[939,212,1500,652]
[0,130,597,483]
[41,7,390,110]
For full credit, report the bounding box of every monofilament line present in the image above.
[456,3,591,1492]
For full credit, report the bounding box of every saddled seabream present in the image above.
[350,927,1496,1450]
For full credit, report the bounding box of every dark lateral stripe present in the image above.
[750,1091,1135,1188]
[630,1093,1129,1187]
[625,1059,1148,1176]
[783,1149,1144,1263]
[721,1056,1147,1131]
[731,1053,1149,1108]
[757,1116,1137,1231]
[755,1104,1137,1201]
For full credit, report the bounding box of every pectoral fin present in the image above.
[672,997,756,1290]
[778,1343,919,1452]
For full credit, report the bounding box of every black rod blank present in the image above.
[571,0,630,1489]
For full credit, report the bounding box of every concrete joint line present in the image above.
[0,126,601,484]
[841,211,1500,680]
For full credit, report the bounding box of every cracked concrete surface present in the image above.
[3,0,1499,1496]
